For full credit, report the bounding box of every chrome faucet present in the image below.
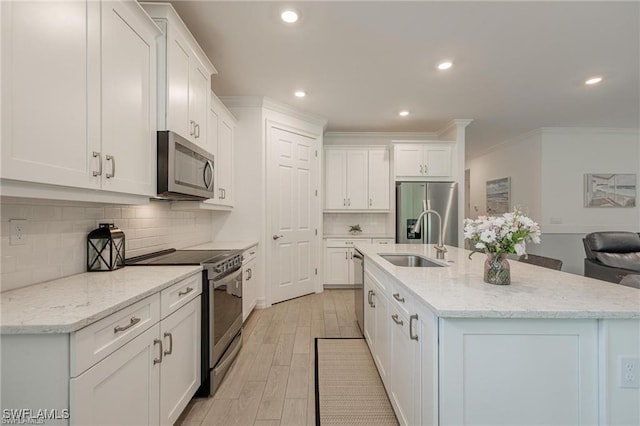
[412,208,447,259]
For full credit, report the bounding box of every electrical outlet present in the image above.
[10,219,27,245]
[619,356,640,388]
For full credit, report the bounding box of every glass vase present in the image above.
[484,253,511,285]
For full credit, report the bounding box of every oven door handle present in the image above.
[213,335,243,377]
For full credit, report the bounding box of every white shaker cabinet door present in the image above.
[1,0,99,189]
[166,32,191,140]
[70,324,161,426]
[217,119,234,205]
[394,145,424,178]
[373,291,391,387]
[324,149,347,209]
[160,298,201,426]
[389,307,420,426]
[188,56,209,148]
[324,247,350,285]
[423,145,452,177]
[368,149,390,209]
[345,150,368,209]
[100,0,157,196]
[363,273,376,345]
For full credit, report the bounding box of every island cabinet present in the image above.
[1,0,160,202]
[393,143,453,181]
[141,2,216,150]
[363,259,604,426]
[324,147,390,211]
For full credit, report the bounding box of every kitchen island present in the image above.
[355,243,639,426]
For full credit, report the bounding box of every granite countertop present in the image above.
[0,266,202,334]
[356,243,640,319]
[184,240,259,251]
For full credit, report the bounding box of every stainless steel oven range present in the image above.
[126,248,243,397]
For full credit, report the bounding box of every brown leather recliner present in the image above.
[583,232,640,283]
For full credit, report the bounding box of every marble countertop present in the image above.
[356,243,640,319]
[324,234,394,239]
[184,240,259,251]
[0,266,202,334]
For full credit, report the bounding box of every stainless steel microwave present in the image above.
[157,131,215,200]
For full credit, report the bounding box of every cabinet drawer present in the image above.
[160,272,202,318]
[372,238,395,245]
[243,245,258,264]
[390,281,415,318]
[326,238,372,248]
[71,293,160,376]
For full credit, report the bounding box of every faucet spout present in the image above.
[411,209,447,259]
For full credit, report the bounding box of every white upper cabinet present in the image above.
[324,147,390,211]
[142,2,216,149]
[205,92,236,207]
[394,143,453,180]
[1,0,159,200]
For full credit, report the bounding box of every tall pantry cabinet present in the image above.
[1,0,160,201]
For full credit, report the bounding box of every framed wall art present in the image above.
[486,177,511,214]
[584,173,636,207]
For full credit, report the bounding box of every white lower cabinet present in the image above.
[364,261,602,426]
[71,296,200,426]
[71,324,161,425]
[324,239,372,285]
[388,306,420,426]
[242,245,259,321]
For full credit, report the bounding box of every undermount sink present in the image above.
[379,253,445,268]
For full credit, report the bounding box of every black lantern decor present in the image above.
[87,223,125,271]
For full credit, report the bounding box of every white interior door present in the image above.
[270,127,317,304]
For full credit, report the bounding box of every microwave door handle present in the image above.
[204,160,214,189]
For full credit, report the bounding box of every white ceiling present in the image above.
[168,1,639,159]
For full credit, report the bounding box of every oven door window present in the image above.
[212,268,242,346]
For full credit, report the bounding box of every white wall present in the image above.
[540,128,639,229]
[466,128,640,275]
[466,131,543,220]
[0,198,213,291]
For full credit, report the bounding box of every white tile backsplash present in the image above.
[0,197,213,291]
[323,213,393,236]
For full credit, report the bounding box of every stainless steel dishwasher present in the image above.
[353,249,365,335]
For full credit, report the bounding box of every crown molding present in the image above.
[220,96,328,129]
[324,131,438,140]
[538,127,639,135]
[436,119,474,137]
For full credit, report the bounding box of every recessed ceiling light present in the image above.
[294,90,306,98]
[437,61,453,70]
[585,76,603,85]
[399,110,410,117]
[281,10,299,23]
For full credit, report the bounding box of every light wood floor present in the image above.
[177,289,361,426]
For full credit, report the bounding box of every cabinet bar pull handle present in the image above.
[190,120,195,136]
[345,251,348,260]
[223,188,226,199]
[424,164,428,174]
[369,198,372,207]
[343,198,346,207]
[178,287,194,296]
[371,291,376,308]
[392,314,404,325]
[393,293,405,303]
[249,268,252,279]
[92,152,102,176]
[348,198,351,206]
[163,332,173,355]
[367,290,372,306]
[114,316,140,333]
[195,123,200,138]
[409,314,419,341]
[153,339,163,364]
[105,155,115,178]
[420,164,423,174]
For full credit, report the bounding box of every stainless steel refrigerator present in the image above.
[396,182,458,246]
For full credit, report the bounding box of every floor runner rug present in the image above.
[314,337,398,425]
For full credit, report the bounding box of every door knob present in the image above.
[272,234,284,240]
